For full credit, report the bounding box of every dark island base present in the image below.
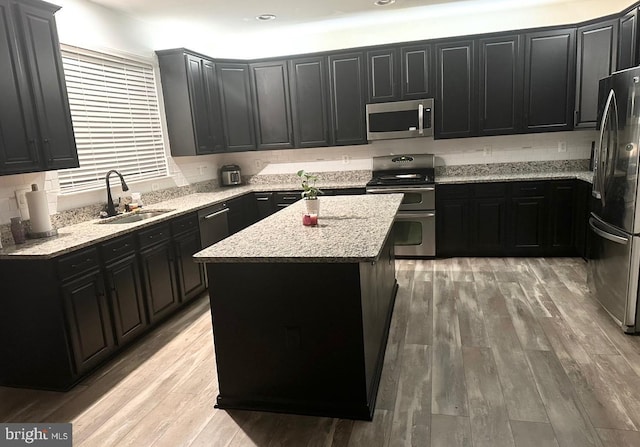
[206,240,397,420]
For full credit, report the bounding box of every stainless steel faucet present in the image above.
[105,170,129,217]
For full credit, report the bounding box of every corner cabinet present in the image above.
[617,7,637,70]
[157,49,225,156]
[328,52,367,146]
[0,0,78,176]
[523,28,576,132]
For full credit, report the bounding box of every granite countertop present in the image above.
[193,194,403,263]
[436,170,593,184]
[0,167,593,259]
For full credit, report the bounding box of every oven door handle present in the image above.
[396,212,435,219]
[367,186,435,194]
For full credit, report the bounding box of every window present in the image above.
[58,45,168,193]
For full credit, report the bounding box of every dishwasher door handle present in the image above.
[203,208,229,220]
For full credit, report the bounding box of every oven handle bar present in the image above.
[366,186,435,193]
[396,212,435,219]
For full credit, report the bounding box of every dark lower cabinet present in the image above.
[138,227,180,324]
[174,230,207,302]
[61,269,115,375]
[103,253,147,346]
[437,180,587,257]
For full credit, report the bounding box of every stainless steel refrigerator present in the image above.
[589,66,640,333]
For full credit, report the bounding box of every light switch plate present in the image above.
[14,188,31,218]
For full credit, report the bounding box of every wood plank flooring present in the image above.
[3,258,640,446]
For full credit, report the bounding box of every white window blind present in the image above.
[58,45,168,193]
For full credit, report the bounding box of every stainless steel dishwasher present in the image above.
[198,203,230,249]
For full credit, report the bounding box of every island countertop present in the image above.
[193,194,403,263]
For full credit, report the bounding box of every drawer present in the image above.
[58,247,100,280]
[170,212,198,236]
[275,191,300,207]
[474,182,507,198]
[436,183,469,199]
[100,234,135,264]
[137,223,170,249]
[510,181,547,197]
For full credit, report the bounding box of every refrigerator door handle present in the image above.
[589,217,629,245]
[593,89,615,200]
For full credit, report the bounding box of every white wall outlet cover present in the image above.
[14,188,31,218]
[151,183,160,191]
[558,142,567,152]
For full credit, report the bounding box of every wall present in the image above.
[0,0,614,225]
[156,0,635,59]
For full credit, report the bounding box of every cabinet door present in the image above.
[202,60,225,152]
[510,196,547,253]
[472,197,508,255]
[435,40,477,139]
[289,56,331,148]
[548,181,577,255]
[186,54,216,154]
[328,52,367,145]
[400,44,433,100]
[437,198,470,257]
[61,270,115,374]
[523,28,576,132]
[139,241,179,324]
[16,1,78,170]
[617,8,637,70]
[104,254,148,346]
[255,192,276,219]
[366,48,399,103]
[250,61,293,149]
[0,0,40,175]
[217,63,256,151]
[574,180,590,258]
[478,35,523,136]
[576,21,617,128]
[174,230,207,303]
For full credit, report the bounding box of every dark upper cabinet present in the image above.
[400,44,433,100]
[250,61,294,150]
[575,20,618,128]
[157,50,225,156]
[478,35,524,136]
[288,56,331,148]
[478,36,524,135]
[617,8,637,70]
[523,28,576,132]
[217,62,256,151]
[435,40,477,139]
[328,52,367,146]
[366,48,400,103]
[0,0,77,175]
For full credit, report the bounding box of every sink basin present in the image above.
[97,209,174,224]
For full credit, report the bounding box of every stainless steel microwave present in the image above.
[366,98,434,141]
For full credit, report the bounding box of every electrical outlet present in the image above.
[198,165,206,175]
[151,183,160,191]
[254,159,263,170]
[558,142,567,152]
[342,155,350,164]
[14,188,30,217]
[482,146,492,156]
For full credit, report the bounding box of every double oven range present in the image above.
[366,154,436,257]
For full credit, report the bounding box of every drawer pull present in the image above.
[256,197,270,201]
[71,258,93,269]
[112,243,130,252]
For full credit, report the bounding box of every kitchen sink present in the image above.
[97,209,175,224]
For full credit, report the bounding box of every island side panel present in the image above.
[207,261,372,419]
[359,235,397,406]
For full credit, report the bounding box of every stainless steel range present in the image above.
[366,154,435,257]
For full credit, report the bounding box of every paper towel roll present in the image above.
[25,184,52,234]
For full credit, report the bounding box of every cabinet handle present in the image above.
[256,197,270,201]
[71,258,93,269]
[42,138,52,161]
[112,243,130,253]
[281,196,297,200]
[204,208,229,219]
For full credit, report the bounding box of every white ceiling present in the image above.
[89,0,581,35]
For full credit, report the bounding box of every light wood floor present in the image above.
[3,258,640,446]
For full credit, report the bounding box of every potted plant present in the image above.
[297,169,323,217]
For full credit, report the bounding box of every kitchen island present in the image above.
[193,194,403,420]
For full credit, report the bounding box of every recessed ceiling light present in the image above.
[256,14,276,21]
[374,0,396,6]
